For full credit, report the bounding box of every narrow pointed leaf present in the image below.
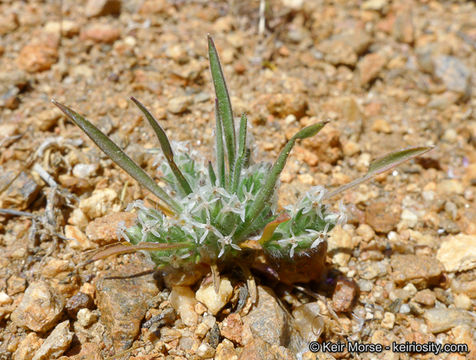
[214,98,226,187]
[231,113,248,192]
[52,99,181,214]
[324,146,435,200]
[86,241,191,264]
[236,121,328,239]
[208,161,217,186]
[208,35,236,171]
[131,96,192,195]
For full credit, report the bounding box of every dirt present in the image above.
[0,0,475,359]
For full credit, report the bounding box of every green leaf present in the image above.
[52,99,181,214]
[231,113,248,192]
[131,97,192,196]
[324,145,435,200]
[214,98,226,187]
[208,35,236,173]
[207,161,216,186]
[236,121,328,239]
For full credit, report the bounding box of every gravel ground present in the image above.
[0,0,475,359]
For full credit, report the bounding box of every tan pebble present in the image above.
[11,281,64,332]
[453,294,471,310]
[437,234,476,272]
[196,343,215,358]
[85,211,136,245]
[17,44,58,73]
[65,225,95,250]
[194,302,207,315]
[170,286,198,326]
[79,188,117,219]
[196,278,233,315]
[12,333,43,360]
[381,312,395,329]
[80,24,120,44]
[32,320,73,360]
[356,224,375,241]
[68,208,89,229]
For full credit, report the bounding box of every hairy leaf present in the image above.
[131,96,192,195]
[324,146,435,200]
[208,35,236,172]
[52,99,180,214]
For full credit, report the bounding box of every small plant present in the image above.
[53,36,432,284]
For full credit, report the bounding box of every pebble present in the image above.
[65,291,94,317]
[64,225,94,250]
[79,188,118,219]
[433,55,471,95]
[400,208,419,228]
[365,200,401,233]
[7,275,27,295]
[77,308,98,327]
[451,278,476,299]
[0,171,41,211]
[453,293,471,310]
[356,224,375,241]
[281,0,303,10]
[85,211,136,245]
[167,96,192,114]
[194,314,216,338]
[265,93,308,119]
[220,313,244,344]
[32,320,73,360]
[361,0,388,11]
[12,333,43,360]
[358,52,387,85]
[332,277,359,312]
[0,291,12,306]
[17,43,58,73]
[412,289,436,306]
[371,118,392,134]
[11,281,64,332]
[80,24,121,44]
[242,286,292,346]
[169,286,198,326]
[436,234,476,272]
[95,259,158,350]
[391,254,444,288]
[85,0,121,18]
[423,308,475,333]
[238,336,295,360]
[33,109,62,131]
[44,20,80,38]
[393,12,414,44]
[437,179,464,195]
[58,343,102,360]
[196,342,216,358]
[0,12,18,35]
[292,302,323,342]
[357,279,373,292]
[318,30,371,66]
[358,260,388,280]
[196,277,233,315]
[72,163,99,178]
[215,339,238,360]
[381,312,395,329]
[327,225,354,267]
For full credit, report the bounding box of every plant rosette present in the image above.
[53,36,433,286]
